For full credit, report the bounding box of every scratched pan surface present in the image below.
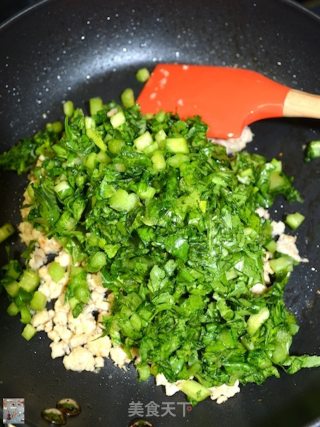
[1,0,320,426]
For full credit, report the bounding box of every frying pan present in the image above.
[1,1,320,426]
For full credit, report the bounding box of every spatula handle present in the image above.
[283,89,320,119]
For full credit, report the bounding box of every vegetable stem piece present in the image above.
[178,380,211,402]
[136,68,150,82]
[110,111,126,128]
[166,137,189,154]
[305,140,320,162]
[22,324,37,341]
[285,212,305,230]
[121,88,135,108]
[247,307,270,336]
[63,100,74,117]
[89,97,103,116]
[0,223,15,243]
[30,291,47,311]
[19,270,40,293]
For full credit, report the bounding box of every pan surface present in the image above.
[1,1,320,426]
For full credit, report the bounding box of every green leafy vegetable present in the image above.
[1,94,319,402]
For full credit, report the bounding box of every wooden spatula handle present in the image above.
[283,89,320,119]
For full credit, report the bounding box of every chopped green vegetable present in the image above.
[7,301,19,316]
[86,127,107,151]
[20,306,32,324]
[89,97,103,116]
[63,100,74,117]
[179,380,210,402]
[110,111,126,128]
[19,270,40,293]
[166,137,189,154]
[151,151,166,171]
[4,281,19,297]
[30,291,47,311]
[136,67,150,82]
[0,223,15,243]
[121,88,135,108]
[269,256,294,275]
[109,189,138,212]
[247,307,270,336]
[87,251,107,273]
[305,140,320,162]
[134,131,153,152]
[1,93,318,404]
[48,262,65,282]
[21,324,37,341]
[46,121,63,133]
[285,212,305,230]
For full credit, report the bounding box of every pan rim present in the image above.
[1,0,320,34]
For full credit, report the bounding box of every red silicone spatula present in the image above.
[137,64,320,139]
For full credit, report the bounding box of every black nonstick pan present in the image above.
[1,1,320,426]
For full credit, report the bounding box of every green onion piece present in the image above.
[85,116,95,130]
[178,380,210,402]
[269,171,286,192]
[48,261,65,283]
[89,97,103,116]
[199,200,207,213]
[137,364,151,381]
[46,121,63,133]
[85,152,98,170]
[305,140,320,162]
[109,189,138,212]
[4,281,20,297]
[114,163,126,172]
[155,111,166,123]
[86,128,107,151]
[247,307,270,336]
[19,270,40,293]
[30,291,47,311]
[136,68,150,83]
[265,240,277,253]
[166,137,189,154]
[0,223,15,243]
[108,139,125,154]
[121,88,135,108]
[97,151,111,164]
[52,144,68,158]
[110,111,126,128]
[134,131,153,152]
[7,301,19,316]
[20,306,32,324]
[144,142,159,156]
[74,286,90,304]
[87,251,107,273]
[22,324,37,341]
[285,212,305,230]
[137,183,156,200]
[269,256,294,274]
[63,100,74,117]
[155,129,167,143]
[167,154,190,168]
[68,297,79,311]
[151,151,166,171]
[54,181,73,199]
